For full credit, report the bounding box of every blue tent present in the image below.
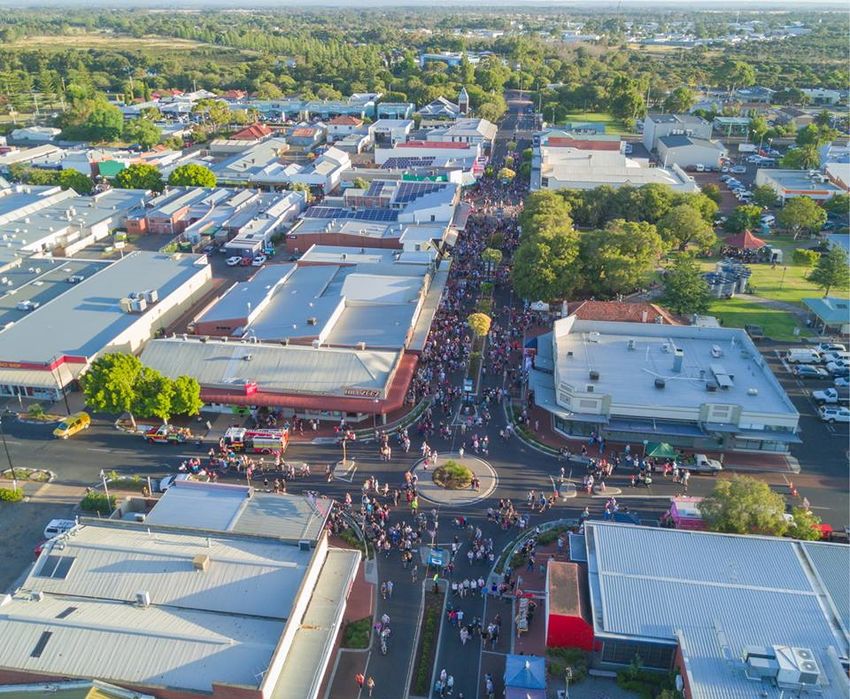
[504,654,546,690]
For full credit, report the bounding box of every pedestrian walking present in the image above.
[355,672,365,689]
[366,676,375,696]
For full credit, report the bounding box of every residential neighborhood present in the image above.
[0,4,847,699]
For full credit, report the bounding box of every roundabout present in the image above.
[411,452,497,506]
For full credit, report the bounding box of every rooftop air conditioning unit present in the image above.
[299,540,311,552]
[192,554,210,572]
[589,370,600,380]
[706,383,717,392]
[747,388,758,396]
[585,384,594,393]
[243,354,252,361]
[357,341,366,350]
[307,316,317,325]
[655,378,666,389]
[129,298,147,313]
[627,339,636,350]
[143,289,159,304]
[135,591,151,607]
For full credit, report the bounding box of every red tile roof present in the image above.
[224,89,247,99]
[231,123,273,140]
[291,127,318,139]
[724,230,766,250]
[547,137,620,151]
[328,115,363,126]
[567,300,679,325]
[403,140,474,150]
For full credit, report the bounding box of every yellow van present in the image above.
[53,412,91,439]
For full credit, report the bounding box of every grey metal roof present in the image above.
[269,549,360,699]
[140,336,400,396]
[146,481,330,543]
[586,523,850,699]
[197,264,295,325]
[0,251,209,364]
[0,519,324,693]
[659,134,694,148]
[801,542,850,634]
[324,303,416,348]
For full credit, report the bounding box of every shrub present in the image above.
[341,616,372,648]
[792,248,820,266]
[433,460,473,489]
[412,592,442,694]
[27,403,45,418]
[480,281,494,296]
[0,486,24,502]
[546,647,589,682]
[80,491,115,515]
[616,655,677,699]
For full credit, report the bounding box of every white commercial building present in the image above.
[425,118,498,150]
[530,316,800,452]
[642,114,712,152]
[755,169,844,203]
[0,251,212,400]
[369,119,414,147]
[0,482,360,699]
[374,140,481,166]
[657,135,727,169]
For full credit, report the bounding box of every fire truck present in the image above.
[223,427,288,454]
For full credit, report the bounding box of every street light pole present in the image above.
[0,414,18,492]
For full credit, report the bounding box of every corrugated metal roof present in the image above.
[586,523,850,699]
[801,542,850,633]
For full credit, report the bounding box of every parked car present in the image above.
[826,359,849,374]
[812,387,850,406]
[158,473,192,493]
[731,165,747,174]
[66,274,85,283]
[43,519,76,540]
[831,366,850,379]
[815,342,846,353]
[251,254,267,267]
[787,348,822,364]
[835,377,850,388]
[821,351,850,365]
[226,256,243,266]
[760,215,775,225]
[16,300,39,312]
[201,244,217,254]
[52,411,91,439]
[793,365,829,379]
[818,406,850,424]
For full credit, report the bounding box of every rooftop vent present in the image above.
[655,378,666,389]
[747,388,759,396]
[589,370,600,381]
[627,339,636,351]
[307,316,317,326]
[585,384,594,393]
[135,591,151,607]
[243,354,252,361]
[193,554,210,572]
[357,341,366,350]
[706,383,717,392]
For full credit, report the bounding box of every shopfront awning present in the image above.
[733,428,802,444]
[606,418,706,438]
[0,365,84,390]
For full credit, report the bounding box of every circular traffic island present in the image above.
[412,453,497,506]
[433,460,474,489]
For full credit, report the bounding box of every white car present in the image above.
[818,406,850,424]
[226,256,243,267]
[827,360,849,373]
[251,255,267,267]
[816,342,846,353]
[731,165,747,174]
[835,377,849,388]
[760,215,775,225]
[158,473,192,492]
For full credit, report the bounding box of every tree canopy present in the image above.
[168,163,217,188]
[807,245,849,297]
[662,254,711,316]
[123,118,162,150]
[115,163,164,192]
[467,312,492,337]
[579,220,664,297]
[658,203,717,252]
[777,196,827,239]
[698,475,789,536]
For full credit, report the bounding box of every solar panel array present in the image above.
[381,157,437,170]
[301,206,399,222]
[365,180,386,197]
[393,181,448,203]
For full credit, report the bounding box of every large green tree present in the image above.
[658,204,717,252]
[807,245,849,297]
[751,185,779,209]
[777,196,827,239]
[115,163,164,192]
[698,475,789,536]
[124,118,162,149]
[579,220,664,297]
[662,86,696,114]
[725,204,764,233]
[512,228,581,302]
[168,163,217,188]
[133,366,175,423]
[171,375,204,417]
[82,353,143,428]
[661,254,711,316]
[780,145,820,170]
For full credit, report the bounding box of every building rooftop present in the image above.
[0,251,208,364]
[758,169,844,194]
[658,135,725,151]
[803,296,850,324]
[0,520,314,693]
[145,481,331,543]
[585,522,850,699]
[140,336,401,398]
[552,317,798,418]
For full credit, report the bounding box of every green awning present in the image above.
[97,160,125,177]
[645,441,678,458]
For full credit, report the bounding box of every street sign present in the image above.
[428,547,448,567]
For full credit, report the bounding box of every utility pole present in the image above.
[0,414,17,492]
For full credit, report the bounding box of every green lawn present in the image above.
[706,297,810,342]
[699,236,823,341]
[562,111,628,135]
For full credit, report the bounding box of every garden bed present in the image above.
[341,616,372,649]
[2,467,51,482]
[410,587,444,696]
[432,460,473,489]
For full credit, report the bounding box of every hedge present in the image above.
[0,487,24,502]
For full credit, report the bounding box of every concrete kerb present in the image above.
[500,400,560,458]
[411,453,498,507]
[404,578,431,698]
[351,398,433,443]
[426,580,450,699]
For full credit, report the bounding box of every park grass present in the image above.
[707,297,810,342]
[6,33,221,52]
[562,111,628,135]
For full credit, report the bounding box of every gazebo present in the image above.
[504,654,546,698]
[724,229,766,250]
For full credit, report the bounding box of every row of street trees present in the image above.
[82,353,202,427]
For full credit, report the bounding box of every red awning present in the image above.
[725,230,766,250]
[200,354,418,414]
